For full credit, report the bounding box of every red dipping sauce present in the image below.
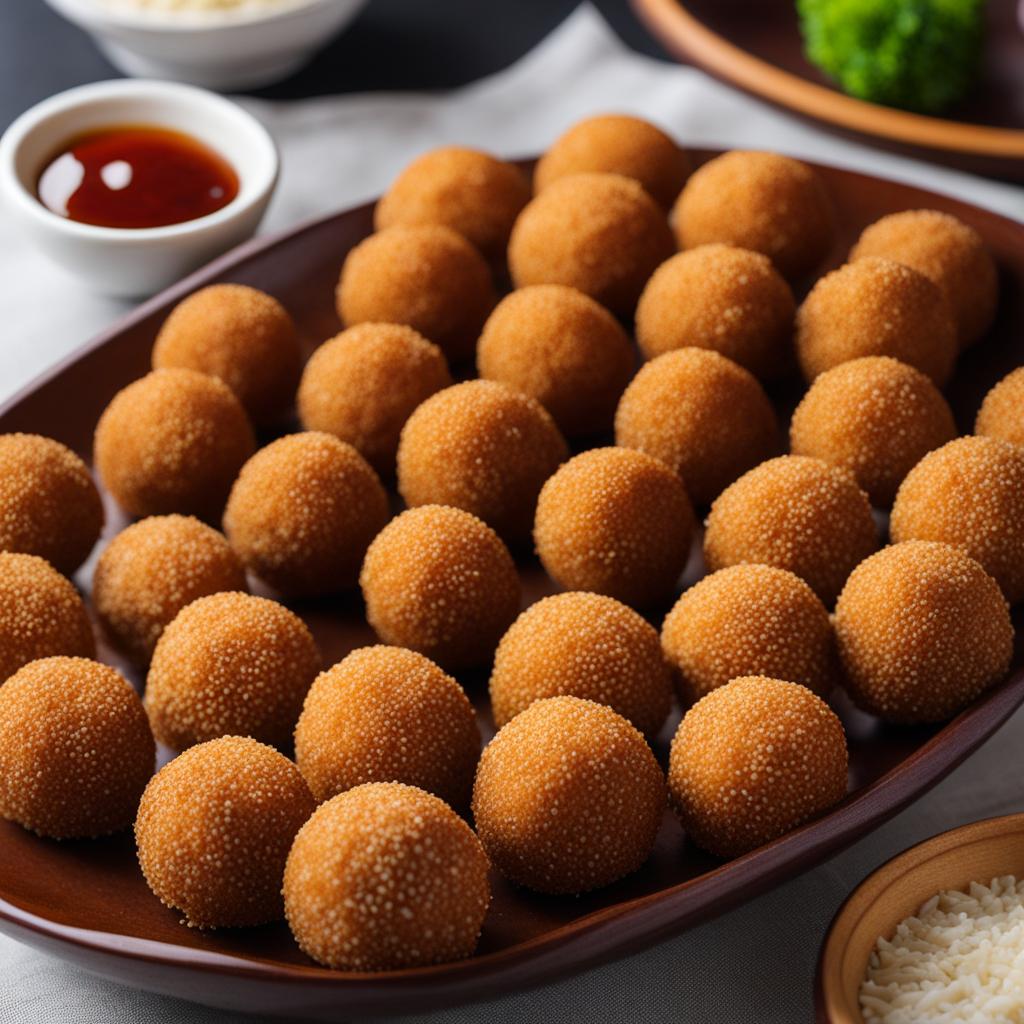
[36,125,239,230]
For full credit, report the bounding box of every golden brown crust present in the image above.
[976,367,1024,449]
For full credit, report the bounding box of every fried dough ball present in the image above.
[136,736,315,928]
[508,172,675,316]
[92,515,247,663]
[145,592,321,751]
[223,432,388,598]
[851,209,998,349]
[294,646,480,808]
[489,592,673,736]
[534,114,691,208]
[795,258,956,387]
[397,380,567,547]
[337,224,496,363]
[297,323,452,476]
[375,147,530,265]
[0,657,153,839]
[0,553,94,682]
[790,356,956,506]
[284,782,490,970]
[704,455,878,606]
[662,565,835,706]
[673,151,833,280]
[890,436,1024,603]
[534,447,694,609]
[976,367,1024,448]
[634,245,796,379]
[0,433,103,574]
[835,541,1013,722]
[476,285,634,437]
[614,348,778,506]
[472,696,664,894]
[152,284,301,426]
[94,369,255,521]
[360,505,520,670]
[668,676,847,858]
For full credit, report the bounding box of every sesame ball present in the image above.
[92,515,247,663]
[976,367,1024,448]
[360,505,520,670]
[294,646,480,808]
[534,114,692,208]
[152,284,302,426]
[534,447,695,609]
[850,209,998,349]
[145,592,321,751]
[297,323,452,477]
[223,432,389,598]
[662,565,835,706]
[337,224,496,363]
[672,151,833,280]
[635,245,796,379]
[508,172,675,317]
[136,736,315,928]
[476,285,634,437]
[284,782,490,970]
[614,348,778,506]
[704,455,878,606]
[0,433,103,574]
[94,368,256,521]
[668,676,847,858]
[375,147,530,265]
[835,542,1013,722]
[890,436,1024,604]
[795,258,957,387]
[397,380,568,547]
[0,657,154,839]
[0,553,94,682]
[472,696,665,894]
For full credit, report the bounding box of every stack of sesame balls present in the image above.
[0,114,1021,973]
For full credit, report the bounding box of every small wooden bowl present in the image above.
[816,813,1024,1023]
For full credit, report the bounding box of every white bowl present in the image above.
[0,79,278,298]
[43,0,369,91]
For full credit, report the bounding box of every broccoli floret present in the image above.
[796,0,984,114]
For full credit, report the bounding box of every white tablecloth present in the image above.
[1,6,1023,1022]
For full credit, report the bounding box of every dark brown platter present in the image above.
[1,152,1023,1019]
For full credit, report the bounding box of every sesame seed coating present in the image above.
[976,367,1024,449]
[136,736,315,928]
[337,224,496,364]
[94,368,256,521]
[284,782,490,970]
[662,565,835,705]
[672,151,833,281]
[635,244,796,379]
[614,347,779,506]
[890,436,1024,604]
[835,541,1013,722]
[152,284,302,426]
[397,380,568,548]
[795,258,957,387]
[92,515,247,664]
[145,592,321,751]
[0,656,154,839]
[223,432,389,598]
[0,433,103,575]
[471,696,666,894]
[508,172,675,317]
[704,455,878,607]
[534,447,695,609]
[790,356,956,506]
[294,645,481,808]
[360,505,520,671]
[297,323,452,477]
[668,676,847,858]
[476,285,634,437]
